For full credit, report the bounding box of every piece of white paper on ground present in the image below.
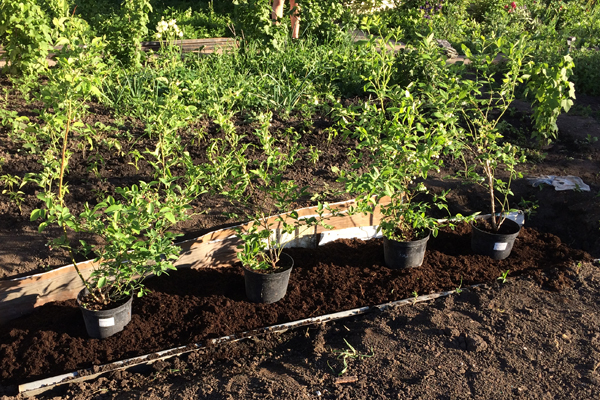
[527,175,590,191]
[319,226,383,246]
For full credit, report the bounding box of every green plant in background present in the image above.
[570,48,600,96]
[327,338,374,376]
[19,36,110,197]
[523,54,576,146]
[253,63,317,114]
[97,0,152,66]
[150,2,232,39]
[360,34,400,109]
[154,17,184,66]
[233,0,289,51]
[296,0,356,41]
[394,33,452,91]
[0,0,52,76]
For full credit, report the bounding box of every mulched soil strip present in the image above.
[0,223,591,391]
[18,285,472,397]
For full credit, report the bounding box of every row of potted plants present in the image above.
[24,35,534,340]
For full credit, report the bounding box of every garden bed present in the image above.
[13,259,597,400]
[0,221,590,390]
[2,1,600,397]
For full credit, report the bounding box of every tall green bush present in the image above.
[96,0,152,66]
[524,54,576,145]
[0,0,53,75]
[233,0,288,51]
[571,48,600,96]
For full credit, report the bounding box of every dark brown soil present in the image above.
[18,260,598,400]
[0,222,593,391]
[1,80,600,399]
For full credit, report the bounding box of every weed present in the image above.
[127,149,145,171]
[455,277,463,294]
[524,55,576,146]
[307,145,321,165]
[411,290,418,304]
[498,270,510,284]
[327,338,374,376]
[324,127,338,144]
[567,104,592,117]
[518,198,539,219]
[0,174,25,211]
[574,134,599,147]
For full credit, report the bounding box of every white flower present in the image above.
[155,33,162,39]
[156,19,169,34]
[179,31,183,37]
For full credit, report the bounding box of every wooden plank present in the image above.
[0,198,390,325]
[141,38,236,53]
[0,38,237,67]
[0,258,100,323]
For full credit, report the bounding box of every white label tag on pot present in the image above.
[98,317,115,328]
[494,242,508,251]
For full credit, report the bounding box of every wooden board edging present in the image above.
[0,197,391,325]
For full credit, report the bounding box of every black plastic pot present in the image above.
[243,253,294,304]
[471,217,521,260]
[383,231,430,269]
[77,289,133,339]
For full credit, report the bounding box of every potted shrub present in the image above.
[234,202,329,304]
[453,37,530,259]
[31,163,206,338]
[208,112,332,303]
[27,39,209,337]
[335,87,454,269]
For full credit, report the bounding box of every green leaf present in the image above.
[105,204,121,213]
[30,209,42,221]
[164,212,176,224]
[97,276,107,288]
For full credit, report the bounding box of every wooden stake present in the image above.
[334,376,358,384]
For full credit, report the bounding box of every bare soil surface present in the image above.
[0,223,596,397]
[1,81,600,398]
[14,262,600,400]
